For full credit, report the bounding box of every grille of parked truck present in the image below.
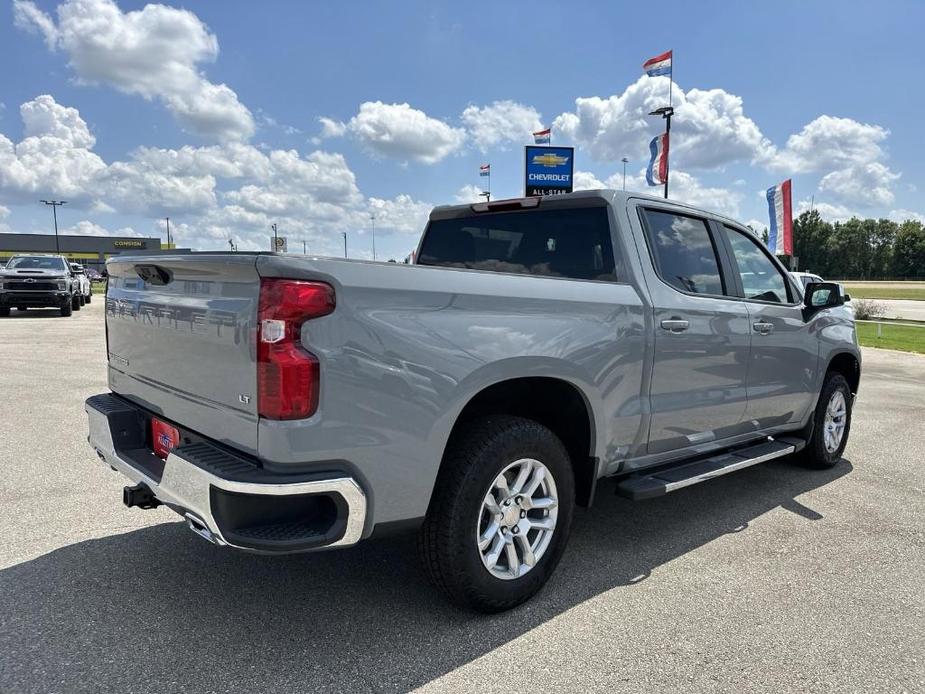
[85,190,860,612]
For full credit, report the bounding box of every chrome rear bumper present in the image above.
[85,393,367,552]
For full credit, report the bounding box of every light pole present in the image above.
[40,200,67,253]
[341,231,347,259]
[165,216,171,248]
[370,213,377,261]
[302,239,307,254]
[621,157,629,191]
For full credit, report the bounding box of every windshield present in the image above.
[7,256,67,271]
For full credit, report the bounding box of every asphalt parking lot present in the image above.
[1,300,923,694]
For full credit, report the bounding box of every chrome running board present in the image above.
[616,437,801,501]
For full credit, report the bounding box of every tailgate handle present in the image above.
[134,264,173,286]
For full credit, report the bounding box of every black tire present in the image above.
[72,294,81,311]
[86,292,92,303]
[0,307,9,317]
[799,372,852,469]
[419,415,575,612]
[60,301,72,317]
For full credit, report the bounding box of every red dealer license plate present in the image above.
[151,417,180,460]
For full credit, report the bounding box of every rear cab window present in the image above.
[418,206,617,281]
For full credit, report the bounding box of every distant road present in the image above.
[875,299,925,322]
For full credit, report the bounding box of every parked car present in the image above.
[85,268,103,282]
[70,263,92,305]
[0,254,82,316]
[85,190,860,611]
[791,271,853,313]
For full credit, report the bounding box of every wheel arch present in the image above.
[826,350,861,394]
[439,376,598,507]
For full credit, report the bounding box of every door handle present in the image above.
[753,321,774,335]
[660,318,690,333]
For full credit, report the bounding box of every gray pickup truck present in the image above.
[85,190,859,611]
[0,254,82,316]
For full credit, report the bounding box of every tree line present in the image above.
[757,211,925,280]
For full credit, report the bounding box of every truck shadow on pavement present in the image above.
[0,458,851,693]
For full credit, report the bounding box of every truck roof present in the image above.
[428,189,751,230]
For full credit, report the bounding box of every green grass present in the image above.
[843,285,925,301]
[856,322,925,354]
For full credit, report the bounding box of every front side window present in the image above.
[418,207,617,281]
[641,209,724,295]
[723,226,790,303]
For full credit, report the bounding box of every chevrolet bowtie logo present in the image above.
[532,153,569,167]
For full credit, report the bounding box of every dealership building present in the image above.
[0,233,165,273]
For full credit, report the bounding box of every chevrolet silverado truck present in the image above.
[85,190,860,612]
[0,254,81,316]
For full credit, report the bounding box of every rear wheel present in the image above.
[800,372,852,469]
[419,415,574,612]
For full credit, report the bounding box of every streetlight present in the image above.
[165,216,172,248]
[341,231,347,259]
[40,200,67,253]
[621,157,629,191]
[370,213,377,261]
[270,223,279,251]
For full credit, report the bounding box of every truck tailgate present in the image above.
[105,254,260,455]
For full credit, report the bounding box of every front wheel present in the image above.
[419,415,574,612]
[799,372,852,468]
[72,294,81,311]
[60,301,72,317]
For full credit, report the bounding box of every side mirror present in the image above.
[804,282,844,310]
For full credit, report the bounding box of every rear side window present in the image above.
[641,209,724,295]
[418,207,617,281]
[722,226,791,303]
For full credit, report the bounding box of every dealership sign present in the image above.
[524,145,574,197]
[113,239,146,248]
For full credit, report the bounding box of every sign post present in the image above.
[524,145,574,197]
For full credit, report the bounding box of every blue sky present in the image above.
[1,0,922,260]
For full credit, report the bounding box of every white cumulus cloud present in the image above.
[13,0,254,141]
[461,100,543,152]
[818,162,900,208]
[553,76,773,170]
[345,101,465,164]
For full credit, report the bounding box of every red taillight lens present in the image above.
[257,279,335,420]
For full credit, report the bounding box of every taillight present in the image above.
[257,279,335,420]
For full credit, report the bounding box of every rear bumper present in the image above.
[0,291,70,307]
[85,393,367,553]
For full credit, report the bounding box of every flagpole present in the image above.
[664,112,671,199]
